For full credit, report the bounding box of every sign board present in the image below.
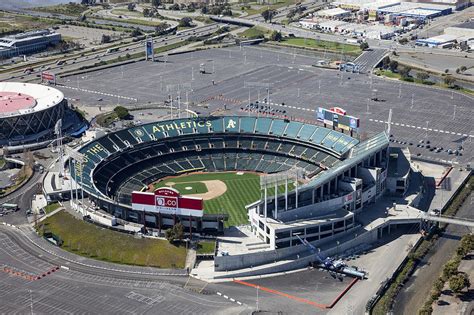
[41,71,56,85]
[131,187,203,217]
[317,107,359,132]
[145,38,154,61]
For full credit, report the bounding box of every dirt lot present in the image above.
[55,25,126,47]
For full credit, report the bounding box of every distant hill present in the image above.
[0,0,80,10]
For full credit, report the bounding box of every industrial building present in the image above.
[416,34,458,48]
[316,7,352,19]
[333,0,454,20]
[0,29,61,58]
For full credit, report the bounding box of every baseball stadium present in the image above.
[71,115,389,251]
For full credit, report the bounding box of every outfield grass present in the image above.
[274,37,361,55]
[39,211,186,268]
[153,172,298,227]
[155,172,260,226]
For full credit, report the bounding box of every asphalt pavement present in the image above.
[53,45,473,166]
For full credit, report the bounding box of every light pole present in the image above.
[256,285,259,312]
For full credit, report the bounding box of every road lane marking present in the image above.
[368,119,474,138]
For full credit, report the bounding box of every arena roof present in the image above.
[0,82,64,118]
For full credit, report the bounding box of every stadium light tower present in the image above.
[66,147,86,216]
[54,119,64,177]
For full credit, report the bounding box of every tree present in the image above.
[178,17,192,28]
[443,259,459,279]
[155,22,170,35]
[398,38,408,45]
[131,28,142,37]
[201,6,208,14]
[173,223,184,241]
[113,106,129,120]
[399,66,411,79]
[359,42,369,51]
[457,234,474,257]
[460,65,467,72]
[416,72,429,82]
[449,273,470,295]
[445,68,449,74]
[127,3,136,11]
[164,223,184,242]
[101,34,111,44]
[389,60,398,72]
[170,3,180,10]
[152,0,161,7]
[381,56,390,69]
[444,75,456,87]
[270,30,282,42]
[164,228,174,242]
[261,9,276,23]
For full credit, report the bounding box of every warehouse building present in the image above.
[0,29,61,58]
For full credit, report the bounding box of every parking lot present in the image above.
[55,45,473,165]
[0,229,245,314]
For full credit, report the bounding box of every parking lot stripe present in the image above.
[233,279,327,309]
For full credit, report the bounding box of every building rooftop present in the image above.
[417,34,458,44]
[316,7,350,17]
[388,147,410,178]
[0,82,64,118]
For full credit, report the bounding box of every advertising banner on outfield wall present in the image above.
[131,187,203,217]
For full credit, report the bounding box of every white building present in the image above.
[316,7,352,19]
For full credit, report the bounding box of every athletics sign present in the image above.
[131,187,203,217]
[41,71,56,85]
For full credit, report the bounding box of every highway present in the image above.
[0,23,221,82]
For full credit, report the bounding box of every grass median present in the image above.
[38,211,187,268]
[271,37,362,56]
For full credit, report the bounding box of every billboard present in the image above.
[131,187,203,217]
[41,71,56,85]
[145,38,154,61]
[317,107,359,131]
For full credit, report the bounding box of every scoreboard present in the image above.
[317,107,359,132]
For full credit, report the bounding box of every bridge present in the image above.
[423,214,474,229]
[394,204,474,229]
